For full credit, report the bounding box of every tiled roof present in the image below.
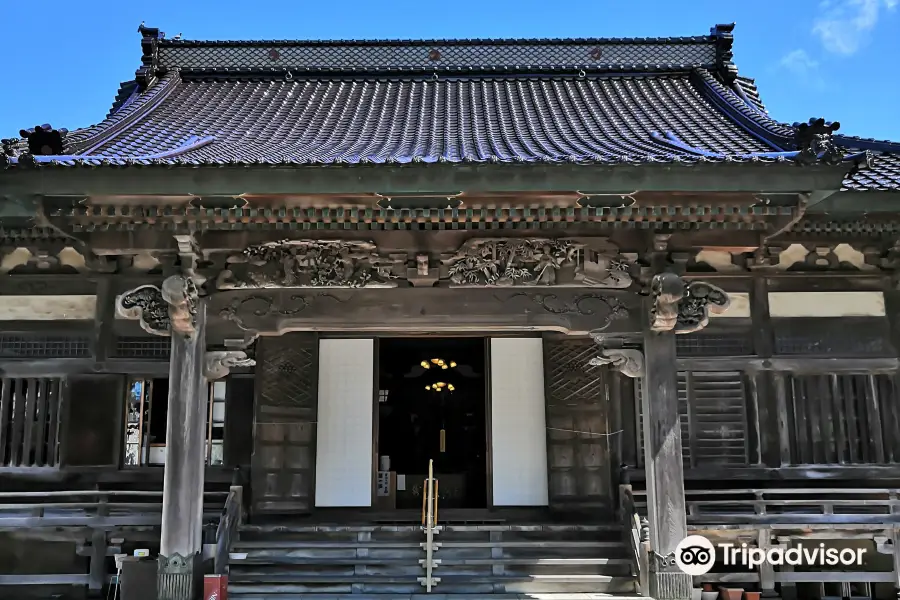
[1,23,897,192]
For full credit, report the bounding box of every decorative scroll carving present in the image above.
[506,292,628,329]
[211,288,636,336]
[649,273,730,334]
[219,294,314,331]
[442,238,632,288]
[588,348,644,378]
[117,284,169,336]
[204,351,256,380]
[216,240,397,289]
[117,275,199,337]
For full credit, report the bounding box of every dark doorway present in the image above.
[377,338,488,509]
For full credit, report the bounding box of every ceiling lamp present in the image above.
[425,382,455,392]
[420,358,456,371]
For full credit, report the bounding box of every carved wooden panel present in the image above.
[543,337,613,510]
[251,333,319,514]
[782,373,900,464]
[636,371,749,468]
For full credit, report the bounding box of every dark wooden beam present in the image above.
[90,279,114,362]
[88,529,107,594]
[750,277,780,467]
[627,464,900,481]
[676,357,900,373]
[0,162,849,197]
[641,293,691,600]
[0,359,170,378]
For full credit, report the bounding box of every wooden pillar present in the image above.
[640,269,731,600]
[641,294,691,600]
[158,299,207,600]
[114,274,207,600]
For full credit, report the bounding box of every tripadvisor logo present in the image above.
[675,535,866,576]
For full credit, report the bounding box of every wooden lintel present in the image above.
[0,162,849,197]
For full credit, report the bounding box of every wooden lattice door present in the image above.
[543,337,613,511]
[251,333,319,514]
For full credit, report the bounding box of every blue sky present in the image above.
[1,0,898,141]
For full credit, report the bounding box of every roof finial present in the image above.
[792,118,843,166]
[710,23,738,84]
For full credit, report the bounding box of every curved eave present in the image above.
[0,161,851,197]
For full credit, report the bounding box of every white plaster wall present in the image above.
[490,337,549,506]
[710,292,750,318]
[768,291,885,318]
[315,338,375,507]
[0,295,96,320]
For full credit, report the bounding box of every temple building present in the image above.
[2,20,900,600]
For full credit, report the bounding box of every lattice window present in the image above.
[543,338,613,509]
[676,334,754,357]
[124,378,228,466]
[783,373,900,464]
[0,334,90,358]
[773,319,892,356]
[114,337,171,359]
[0,378,63,467]
[636,371,749,468]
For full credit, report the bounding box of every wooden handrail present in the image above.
[0,490,229,498]
[618,484,649,597]
[631,487,900,496]
[214,485,243,576]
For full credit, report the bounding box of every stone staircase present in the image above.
[226,522,641,599]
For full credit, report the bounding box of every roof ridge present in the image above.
[135,23,736,79]
[692,69,794,149]
[65,73,183,155]
[151,34,716,47]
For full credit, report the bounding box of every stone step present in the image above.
[228,574,637,594]
[230,560,632,578]
[228,593,642,600]
[240,523,622,534]
[234,539,624,549]
[232,556,632,566]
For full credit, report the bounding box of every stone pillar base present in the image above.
[157,553,202,600]
[651,570,693,600]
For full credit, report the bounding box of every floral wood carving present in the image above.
[442,238,632,288]
[649,273,730,334]
[116,275,199,337]
[216,240,397,289]
[204,351,256,380]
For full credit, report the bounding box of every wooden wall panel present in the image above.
[62,375,123,467]
[543,337,613,511]
[783,373,900,465]
[224,375,255,469]
[637,371,749,468]
[0,378,64,467]
[251,333,319,514]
